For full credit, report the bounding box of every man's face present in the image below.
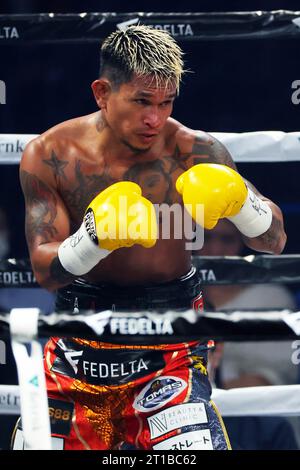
[102,76,176,152]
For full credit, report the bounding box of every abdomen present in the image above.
[85,238,191,286]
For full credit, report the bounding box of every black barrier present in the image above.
[1,255,300,288]
[0,259,36,287]
[0,309,298,343]
[0,11,300,44]
[193,255,300,285]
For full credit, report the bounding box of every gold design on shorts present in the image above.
[191,355,208,375]
[72,338,199,351]
[69,380,135,448]
[210,400,232,450]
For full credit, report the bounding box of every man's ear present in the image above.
[91,79,112,110]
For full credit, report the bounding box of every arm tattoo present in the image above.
[49,257,75,285]
[199,138,236,170]
[43,150,68,180]
[191,135,237,169]
[20,170,58,248]
[255,216,282,249]
[166,135,237,174]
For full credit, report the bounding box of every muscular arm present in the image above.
[241,178,286,254]
[20,140,76,290]
[177,130,286,254]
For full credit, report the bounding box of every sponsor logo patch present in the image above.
[84,208,98,244]
[133,376,187,413]
[48,398,74,437]
[147,402,208,439]
[153,429,213,450]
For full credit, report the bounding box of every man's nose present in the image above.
[143,107,161,128]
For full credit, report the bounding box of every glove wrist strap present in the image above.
[58,222,110,276]
[228,187,273,238]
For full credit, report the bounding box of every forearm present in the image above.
[31,219,112,290]
[242,200,287,254]
[30,242,76,291]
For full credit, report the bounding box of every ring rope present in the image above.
[1,384,300,418]
[2,131,300,164]
[0,308,299,343]
[0,11,300,43]
[1,254,300,287]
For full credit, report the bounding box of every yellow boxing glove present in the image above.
[58,182,157,275]
[176,163,272,235]
[176,163,247,230]
[86,181,157,250]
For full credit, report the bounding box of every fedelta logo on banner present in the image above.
[0,80,6,104]
[0,26,19,39]
[116,18,194,36]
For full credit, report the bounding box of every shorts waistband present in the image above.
[55,266,201,312]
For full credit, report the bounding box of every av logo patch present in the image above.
[147,403,208,439]
[133,376,187,413]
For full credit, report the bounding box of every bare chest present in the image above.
[57,154,185,227]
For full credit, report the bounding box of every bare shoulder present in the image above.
[166,118,237,170]
[21,112,97,175]
[40,112,97,152]
[21,134,46,173]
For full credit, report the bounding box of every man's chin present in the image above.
[122,139,151,154]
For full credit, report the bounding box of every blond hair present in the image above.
[100,25,185,93]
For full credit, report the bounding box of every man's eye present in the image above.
[160,101,172,107]
[135,99,147,105]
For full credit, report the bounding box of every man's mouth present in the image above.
[137,132,158,142]
[138,132,158,136]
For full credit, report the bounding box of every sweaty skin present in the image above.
[20,79,286,291]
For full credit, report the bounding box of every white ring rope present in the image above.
[1,131,300,164]
[1,384,300,417]
[212,385,300,417]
